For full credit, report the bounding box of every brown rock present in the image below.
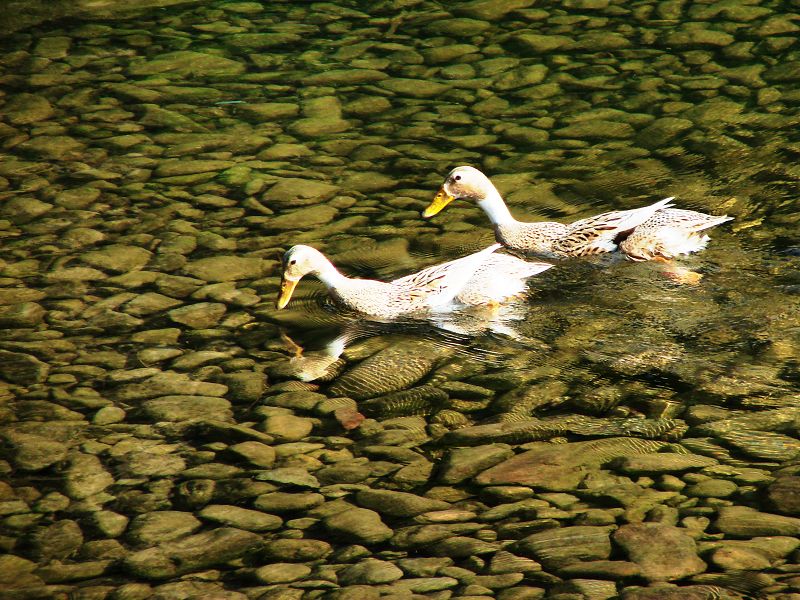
[476,438,665,491]
[613,523,706,582]
[766,476,800,515]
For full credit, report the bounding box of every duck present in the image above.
[424,166,691,259]
[275,243,552,319]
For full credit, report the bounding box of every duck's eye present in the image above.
[454,175,461,181]
[289,259,297,265]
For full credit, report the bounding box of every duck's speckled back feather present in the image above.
[619,208,734,261]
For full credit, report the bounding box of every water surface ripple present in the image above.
[0,1,798,598]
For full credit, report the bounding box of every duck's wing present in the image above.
[642,208,734,233]
[391,243,502,308]
[619,208,733,261]
[556,197,675,256]
[458,254,553,305]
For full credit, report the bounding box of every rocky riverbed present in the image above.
[0,0,799,598]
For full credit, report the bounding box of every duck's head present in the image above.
[423,166,495,218]
[276,245,327,309]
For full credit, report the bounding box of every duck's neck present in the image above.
[477,188,516,226]
[314,260,349,290]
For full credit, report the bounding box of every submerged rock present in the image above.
[613,523,706,582]
[129,50,245,77]
[323,507,393,545]
[1,431,68,471]
[0,350,50,384]
[515,526,614,570]
[124,527,262,579]
[715,506,800,537]
[476,438,666,490]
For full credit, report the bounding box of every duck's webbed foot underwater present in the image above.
[280,329,305,357]
[657,259,704,285]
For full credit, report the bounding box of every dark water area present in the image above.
[0,1,799,598]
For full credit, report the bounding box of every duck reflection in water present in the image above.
[274,302,540,383]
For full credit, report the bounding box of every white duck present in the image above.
[276,244,552,319]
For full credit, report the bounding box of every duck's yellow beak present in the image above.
[275,277,298,309]
[422,187,455,218]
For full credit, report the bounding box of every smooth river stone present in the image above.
[226,32,301,49]
[343,96,392,116]
[119,451,187,477]
[515,526,614,570]
[611,453,719,474]
[323,506,394,545]
[168,303,226,328]
[182,256,265,282]
[80,244,152,272]
[24,520,84,562]
[613,523,706,582]
[764,61,800,82]
[139,105,207,132]
[0,350,50,385]
[129,50,245,77]
[510,33,573,53]
[708,537,800,565]
[264,177,340,205]
[198,505,282,532]
[338,171,396,193]
[494,65,549,90]
[1,197,53,224]
[356,489,451,518]
[125,293,183,317]
[236,102,299,121]
[662,28,735,47]
[767,476,800,515]
[289,116,350,137]
[155,159,235,177]
[0,288,46,305]
[304,69,388,85]
[1,431,68,471]
[0,302,46,327]
[128,511,202,546]
[254,492,325,513]
[261,414,314,442]
[110,372,227,400]
[55,186,102,209]
[378,78,450,98]
[425,17,491,36]
[140,395,233,422]
[4,92,54,124]
[0,555,40,589]
[690,407,800,436]
[421,43,480,64]
[266,204,339,230]
[716,506,800,537]
[255,563,311,584]
[261,538,332,562]
[553,119,635,139]
[18,136,85,159]
[124,528,262,580]
[635,117,694,149]
[438,444,515,484]
[476,438,666,491]
[454,0,536,20]
[338,559,403,585]
[228,441,275,468]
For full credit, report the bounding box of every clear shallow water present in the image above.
[1,0,799,597]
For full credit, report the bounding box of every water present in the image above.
[1,1,799,597]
